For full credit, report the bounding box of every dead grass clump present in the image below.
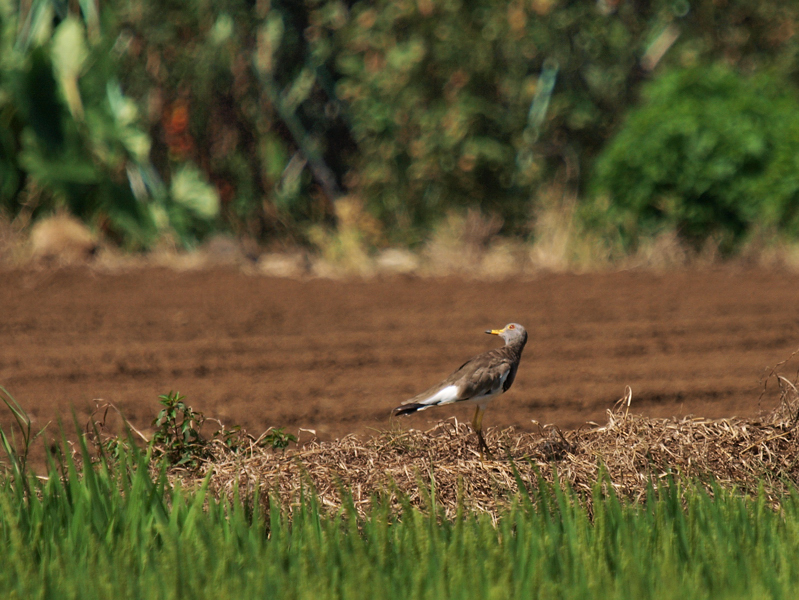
[170,364,799,520]
[0,215,29,265]
[421,209,529,278]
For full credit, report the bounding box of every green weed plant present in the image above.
[150,391,209,470]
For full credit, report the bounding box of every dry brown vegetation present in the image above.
[5,208,799,277]
[167,356,799,520]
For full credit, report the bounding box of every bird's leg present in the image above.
[471,405,493,460]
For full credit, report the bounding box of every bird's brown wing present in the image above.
[456,358,512,400]
[402,348,513,406]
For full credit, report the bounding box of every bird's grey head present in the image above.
[485,323,527,346]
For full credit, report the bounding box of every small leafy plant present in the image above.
[259,427,297,452]
[150,391,209,469]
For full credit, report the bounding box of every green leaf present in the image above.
[170,163,221,220]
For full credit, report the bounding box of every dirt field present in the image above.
[1,266,798,448]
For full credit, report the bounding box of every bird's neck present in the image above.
[504,335,527,357]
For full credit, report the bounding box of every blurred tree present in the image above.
[1,0,799,249]
[313,0,694,241]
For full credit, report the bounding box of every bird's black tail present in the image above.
[392,403,424,417]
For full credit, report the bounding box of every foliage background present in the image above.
[586,65,799,255]
[2,0,799,253]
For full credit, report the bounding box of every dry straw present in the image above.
[171,357,799,519]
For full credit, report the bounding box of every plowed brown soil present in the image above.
[1,266,798,447]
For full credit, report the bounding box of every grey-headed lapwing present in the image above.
[393,323,527,458]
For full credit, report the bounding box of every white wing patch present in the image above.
[417,385,460,407]
[416,367,511,410]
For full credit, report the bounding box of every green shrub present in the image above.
[586,64,799,254]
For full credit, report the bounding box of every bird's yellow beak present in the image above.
[485,328,504,335]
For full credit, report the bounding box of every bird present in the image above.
[392,323,527,458]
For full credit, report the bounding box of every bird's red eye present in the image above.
[508,324,515,329]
